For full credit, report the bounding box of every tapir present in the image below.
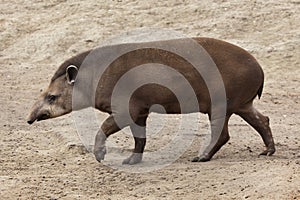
[27,37,275,164]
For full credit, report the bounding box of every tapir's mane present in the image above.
[51,50,92,82]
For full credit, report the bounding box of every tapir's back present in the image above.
[94,37,264,114]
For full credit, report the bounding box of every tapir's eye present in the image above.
[47,95,57,104]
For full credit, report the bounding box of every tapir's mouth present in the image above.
[27,112,50,124]
[36,113,50,121]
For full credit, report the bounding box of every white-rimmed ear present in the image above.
[66,65,78,85]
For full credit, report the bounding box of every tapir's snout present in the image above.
[27,110,51,124]
[27,98,52,125]
[27,112,37,125]
[27,106,38,125]
[27,119,34,125]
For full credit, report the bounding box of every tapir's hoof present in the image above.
[259,147,275,156]
[191,155,211,162]
[94,148,107,162]
[122,153,143,165]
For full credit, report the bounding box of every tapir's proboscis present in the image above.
[27,37,275,164]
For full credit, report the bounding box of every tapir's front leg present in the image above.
[94,115,120,162]
[122,116,148,165]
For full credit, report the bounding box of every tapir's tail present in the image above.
[257,70,264,99]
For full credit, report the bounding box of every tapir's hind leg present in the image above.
[122,116,147,165]
[236,104,275,156]
[192,115,231,162]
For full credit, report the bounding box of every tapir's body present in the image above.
[28,37,275,164]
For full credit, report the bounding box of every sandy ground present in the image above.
[1,0,300,199]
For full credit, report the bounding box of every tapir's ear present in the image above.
[66,65,78,85]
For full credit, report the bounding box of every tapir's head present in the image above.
[27,50,92,125]
[27,65,79,124]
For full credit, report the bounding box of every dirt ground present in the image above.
[0,0,299,199]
